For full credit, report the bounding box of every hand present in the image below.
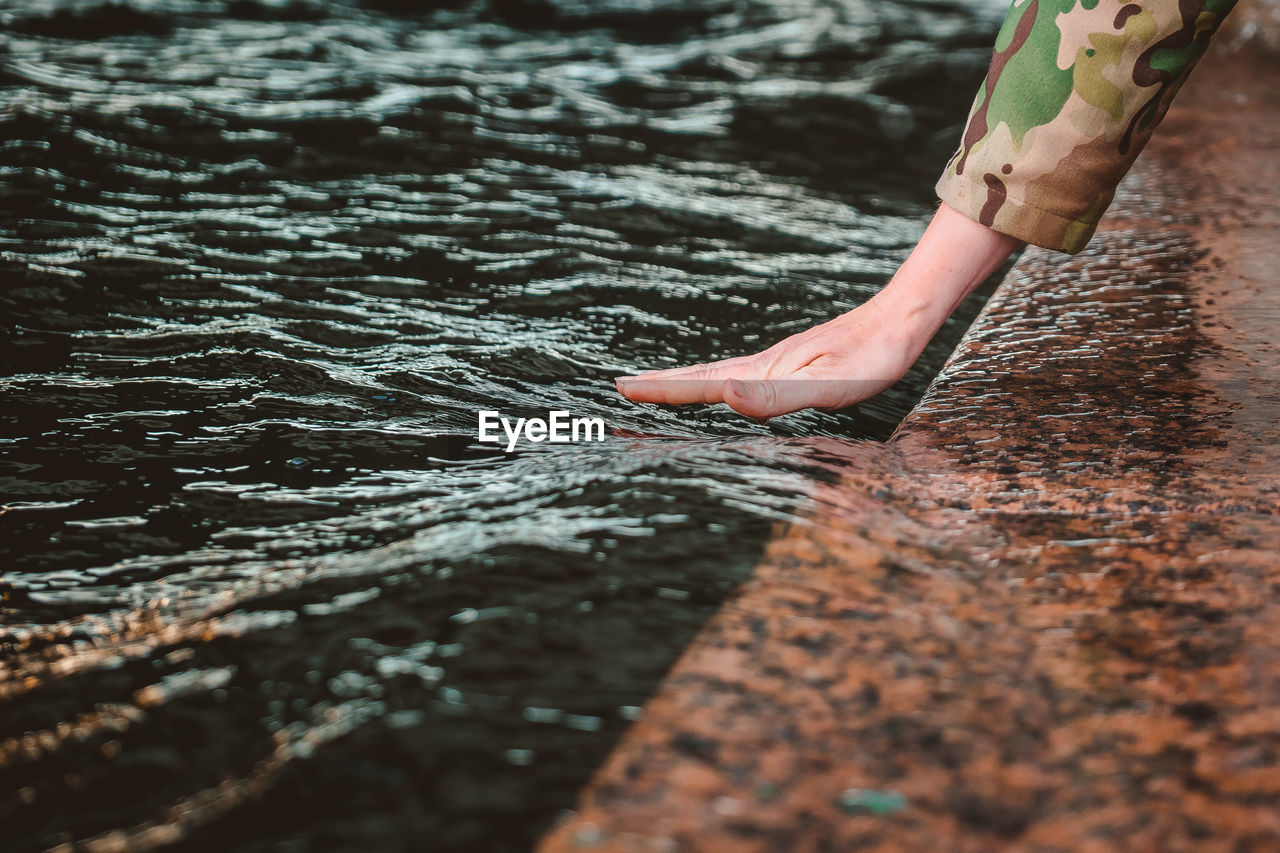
[615,297,930,420]
[615,203,1022,420]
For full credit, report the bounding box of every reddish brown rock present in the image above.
[540,48,1280,853]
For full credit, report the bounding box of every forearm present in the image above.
[870,202,1021,348]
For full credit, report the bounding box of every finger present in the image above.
[722,374,846,420]
[616,354,769,405]
[621,354,759,383]
[616,374,727,405]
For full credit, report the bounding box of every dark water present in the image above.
[0,0,1006,848]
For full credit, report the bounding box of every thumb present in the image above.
[723,377,832,419]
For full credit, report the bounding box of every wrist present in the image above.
[867,279,951,346]
[868,203,1021,343]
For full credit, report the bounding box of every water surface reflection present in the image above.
[1,0,1005,847]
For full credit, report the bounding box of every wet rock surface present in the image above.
[540,50,1280,852]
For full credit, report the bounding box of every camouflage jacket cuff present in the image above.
[937,0,1237,256]
[936,170,1099,255]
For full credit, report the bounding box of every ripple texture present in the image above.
[1,0,1006,848]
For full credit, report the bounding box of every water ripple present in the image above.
[1,0,1006,848]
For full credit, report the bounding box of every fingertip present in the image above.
[616,379,661,404]
[616,378,642,401]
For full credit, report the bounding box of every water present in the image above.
[0,0,1007,848]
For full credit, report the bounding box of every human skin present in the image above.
[615,202,1022,420]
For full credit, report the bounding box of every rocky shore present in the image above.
[542,45,1280,853]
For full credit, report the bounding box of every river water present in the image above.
[1,0,1006,848]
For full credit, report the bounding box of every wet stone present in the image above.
[540,48,1280,853]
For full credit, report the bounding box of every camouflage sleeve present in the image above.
[937,0,1238,254]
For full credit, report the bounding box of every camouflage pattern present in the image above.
[937,0,1237,253]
